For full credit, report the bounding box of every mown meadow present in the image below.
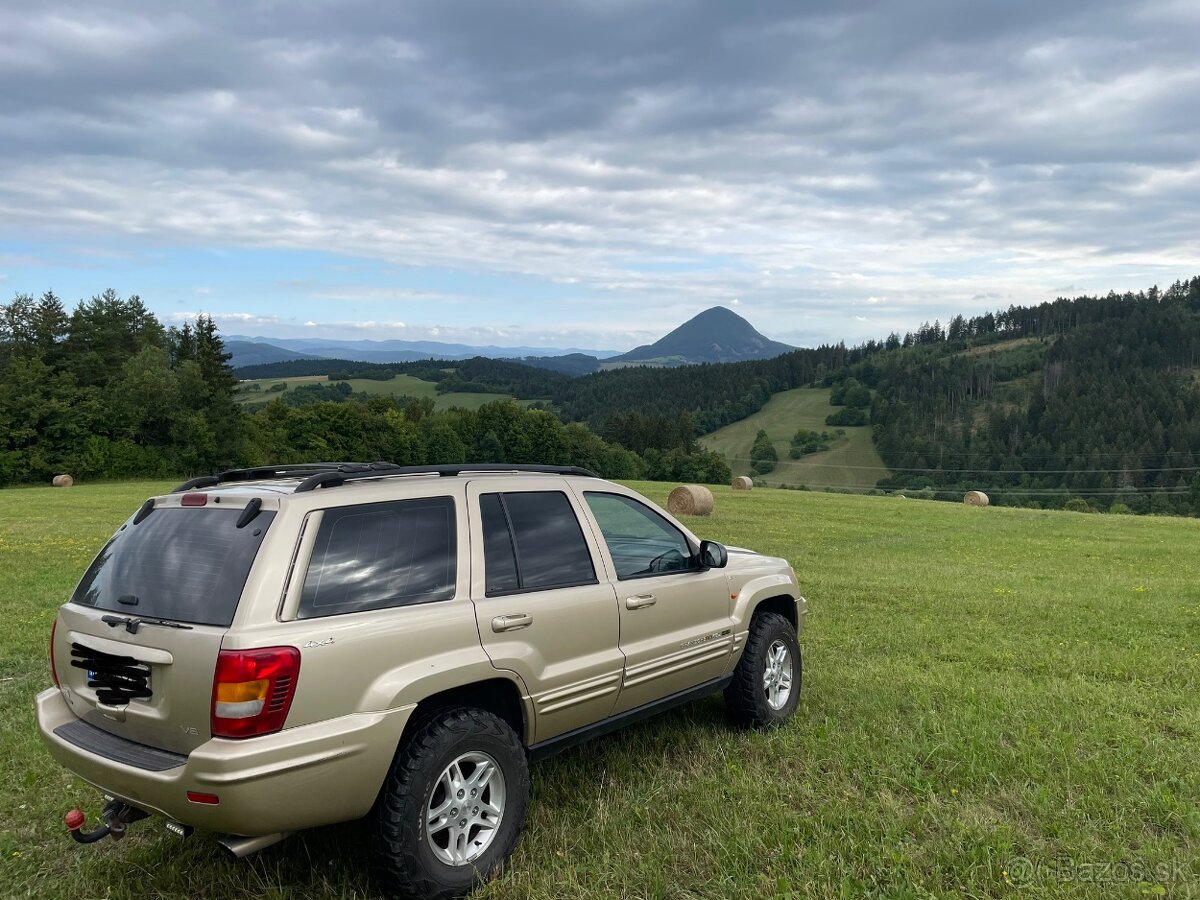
[1,481,1197,898]
[700,387,886,491]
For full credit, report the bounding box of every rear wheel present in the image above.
[372,708,529,900]
[725,611,801,728]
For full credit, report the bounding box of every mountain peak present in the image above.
[608,306,793,367]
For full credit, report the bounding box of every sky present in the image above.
[1,0,1198,352]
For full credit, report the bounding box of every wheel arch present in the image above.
[398,675,533,749]
[750,594,799,632]
[732,574,803,633]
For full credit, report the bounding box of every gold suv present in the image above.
[37,462,806,899]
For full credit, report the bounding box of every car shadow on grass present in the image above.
[102,696,740,898]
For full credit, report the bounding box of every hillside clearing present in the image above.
[2,481,1197,898]
[954,336,1048,358]
[701,387,888,491]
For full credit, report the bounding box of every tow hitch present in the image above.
[64,798,149,844]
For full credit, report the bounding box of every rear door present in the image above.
[574,488,734,714]
[466,478,623,742]
[54,496,276,754]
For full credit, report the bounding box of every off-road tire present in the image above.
[372,708,529,900]
[725,611,801,728]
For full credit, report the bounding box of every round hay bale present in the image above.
[52,474,74,488]
[667,484,714,517]
[964,490,989,507]
[731,475,753,491]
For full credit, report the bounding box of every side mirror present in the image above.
[698,540,728,569]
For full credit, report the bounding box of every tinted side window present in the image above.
[480,493,520,595]
[480,491,597,595]
[584,492,695,579]
[300,497,456,618]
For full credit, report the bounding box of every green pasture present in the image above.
[701,387,888,491]
[235,374,521,411]
[1,481,1197,898]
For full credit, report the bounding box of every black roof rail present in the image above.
[293,463,601,493]
[171,462,400,493]
[172,462,601,494]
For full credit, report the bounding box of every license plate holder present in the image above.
[88,666,152,697]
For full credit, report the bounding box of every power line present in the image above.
[759,482,1192,497]
[711,445,1199,462]
[720,455,1200,475]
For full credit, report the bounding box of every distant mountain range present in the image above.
[226,307,794,371]
[225,335,622,369]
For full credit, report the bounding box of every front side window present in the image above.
[479,491,597,595]
[299,497,456,618]
[583,492,696,579]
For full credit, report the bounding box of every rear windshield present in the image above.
[71,506,276,627]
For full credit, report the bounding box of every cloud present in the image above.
[1,1,1198,347]
[166,311,282,328]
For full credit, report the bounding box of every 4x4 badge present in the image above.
[303,637,335,649]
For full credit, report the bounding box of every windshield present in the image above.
[71,506,276,627]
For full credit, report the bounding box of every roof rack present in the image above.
[171,462,402,493]
[171,462,600,494]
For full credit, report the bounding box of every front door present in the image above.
[573,488,734,714]
[467,479,623,742]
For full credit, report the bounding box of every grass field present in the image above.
[701,387,888,491]
[235,374,522,411]
[2,482,1199,898]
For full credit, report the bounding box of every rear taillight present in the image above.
[211,647,300,739]
[50,620,60,688]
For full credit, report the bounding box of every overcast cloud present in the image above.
[1,0,1197,348]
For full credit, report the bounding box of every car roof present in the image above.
[169,464,606,500]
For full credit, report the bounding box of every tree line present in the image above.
[0,290,240,483]
[0,291,730,486]
[239,338,876,442]
[9,277,1200,515]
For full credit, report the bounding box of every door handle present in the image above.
[625,594,657,610]
[491,613,533,633]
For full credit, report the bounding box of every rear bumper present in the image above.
[37,688,414,835]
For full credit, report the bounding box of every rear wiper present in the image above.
[101,614,194,634]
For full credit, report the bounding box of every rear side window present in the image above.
[71,507,276,627]
[480,494,520,595]
[479,491,597,595]
[300,497,456,618]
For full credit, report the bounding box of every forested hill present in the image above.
[860,277,1200,512]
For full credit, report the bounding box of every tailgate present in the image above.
[55,605,224,755]
[53,497,278,755]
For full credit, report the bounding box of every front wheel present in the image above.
[725,611,801,728]
[372,708,529,900]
